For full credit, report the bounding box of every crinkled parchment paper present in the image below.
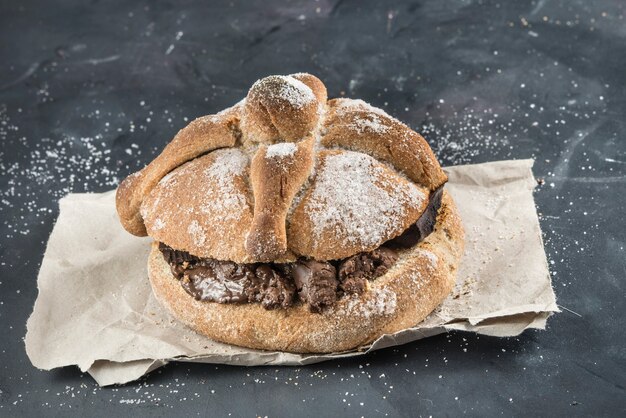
[25,159,558,386]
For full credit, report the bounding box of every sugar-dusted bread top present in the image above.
[116,74,447,262]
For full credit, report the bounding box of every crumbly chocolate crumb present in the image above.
[291,260,338,313]
[253,265,296,309]
[338,247,399,295]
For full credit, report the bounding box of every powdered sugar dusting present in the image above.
[141,148,251,244]
[204,148,247,180]
[187,220,206,247]
[335,98,391,119]
[252,75,316,109]
[369,287,397,317]
[306,151,425,249]
[266,142,297,159]
[339,287,397,319]
[352,115,390,134]
[153,218,166,230]
[278,76,316,108]
[199,149,249,221]
[417,248,439,268]
[333,98,393,134]
[408,269,424,288]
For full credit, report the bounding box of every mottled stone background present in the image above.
[1,0,624,415]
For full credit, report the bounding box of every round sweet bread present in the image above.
[116,73,465,353]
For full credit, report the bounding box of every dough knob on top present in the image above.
[241,73,327,144]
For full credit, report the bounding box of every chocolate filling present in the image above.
[338,247,398,295]
[387,186,443,248]
[159,187,443,312]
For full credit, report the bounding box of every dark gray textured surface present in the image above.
[1,0,625,416]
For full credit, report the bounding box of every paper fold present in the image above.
[25,159,557,386]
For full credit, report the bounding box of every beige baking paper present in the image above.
[25,159,558,386]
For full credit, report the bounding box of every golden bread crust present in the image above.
[117,74,452,262]
[286,149,430,260]
[322,98,447,190]
[116,105,241,236]
[148,191,464,353]
[141,149,254,262]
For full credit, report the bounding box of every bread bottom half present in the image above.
[147,190,465,353]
